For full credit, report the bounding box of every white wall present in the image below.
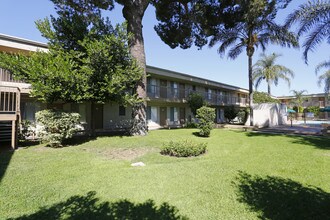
[246,103,288,127]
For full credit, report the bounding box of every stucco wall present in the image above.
[246,103,287,127]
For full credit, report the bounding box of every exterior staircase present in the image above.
[0,121,11,146]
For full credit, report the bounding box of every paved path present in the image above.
[258,125,324,136]
[223,124,326,136]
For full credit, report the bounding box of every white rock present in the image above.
[131,162,146,167]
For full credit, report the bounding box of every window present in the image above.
[170,107,178,121]
[147,106,151,120]
[192,85,196,91]
[119,106,126,116]
[170,81,178,98]
[205,88,212,100]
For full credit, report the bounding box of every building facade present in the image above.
[0,34,249,148]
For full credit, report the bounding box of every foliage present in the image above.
[315,59,330,94]
[196,106,215,137]
[286,0,330,63]
[153,0,297,127]
[18,120,36,141]
[185,122,198,128]
[237,108,249,124]
[36,109,81,147]
[161,140,207,157]
[0,30,141,106]
[306,106,320,117]
[253,91,280,104]
[37,0,114,52]
[253,53,294,95]
[293,106,304,114]
[187,92,205,116]
[224,105,239,123]
[290,90,308,112]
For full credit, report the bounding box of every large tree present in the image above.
[253,53,294,95]
[315,60,330,94]
[286,0,330,63]
[153,0,298,126]
[116,0,150,135]
[0,1,142,132]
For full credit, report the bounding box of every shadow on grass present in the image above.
[9,191,188,220]
[192,132,209,138]
[244,132,330,150]
[233,171,330,220]
[0,143,14,184]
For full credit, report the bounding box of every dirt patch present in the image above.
[95,147,158,160]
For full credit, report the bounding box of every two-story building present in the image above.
[0,33,249,148]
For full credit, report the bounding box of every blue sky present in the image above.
[0,0,328,96]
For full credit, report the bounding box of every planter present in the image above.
[296,113,303,120]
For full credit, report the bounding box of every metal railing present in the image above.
[147,85,248,106]
[287,100,330,108]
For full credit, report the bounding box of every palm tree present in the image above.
[291,89,308,113]
[286,0,330,63]
[209,0,298,126]
[253,53,294,95]
[315,60,330,94]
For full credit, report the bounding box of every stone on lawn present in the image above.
[131,162,145,167]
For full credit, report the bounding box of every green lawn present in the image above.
[1,129,330,219]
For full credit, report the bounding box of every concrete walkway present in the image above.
[222,123,327,136]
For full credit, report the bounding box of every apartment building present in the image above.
[0,33,249,148]
[277,93,330,109]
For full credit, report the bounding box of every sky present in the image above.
[0,0,328,97]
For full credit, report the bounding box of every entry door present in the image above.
[93,104,103,129]
[160,107,167,126]
[180,107,186,124]
[179,83,185,99]
[160,80,167,98]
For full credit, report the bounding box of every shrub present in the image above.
[187,92,205,116]
[224,105,238,123]
[306,106,320,117]
[36,109,81,147]
[253,91,280,104]
[237,108,249,124]
[18,120,36,141]
[185,122,198,128]
[196,106,215,137]
[160,140,207,157]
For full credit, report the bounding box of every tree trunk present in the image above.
[122,1,149,136]
[248,54,254,126]
[267,80,271,95]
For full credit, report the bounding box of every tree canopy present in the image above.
[151,0,298,126]
[315,60,330,94]
[0,0,142,105]
[286,0,330,63]
[0,25,142,105]
[253,53,294,95]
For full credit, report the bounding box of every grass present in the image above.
[0,129,330,219]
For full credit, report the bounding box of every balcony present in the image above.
[0,86,20,120]
[147,85,248,106]
[287,100,330,108]
[0,68,24,83]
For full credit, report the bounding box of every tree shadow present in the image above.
[233,171,330,220]
[9,191,188,220]
[244,132,330,150]
[192,131,209,138]
[0,144,14,184]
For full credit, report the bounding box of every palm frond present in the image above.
[302,21,329,62]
